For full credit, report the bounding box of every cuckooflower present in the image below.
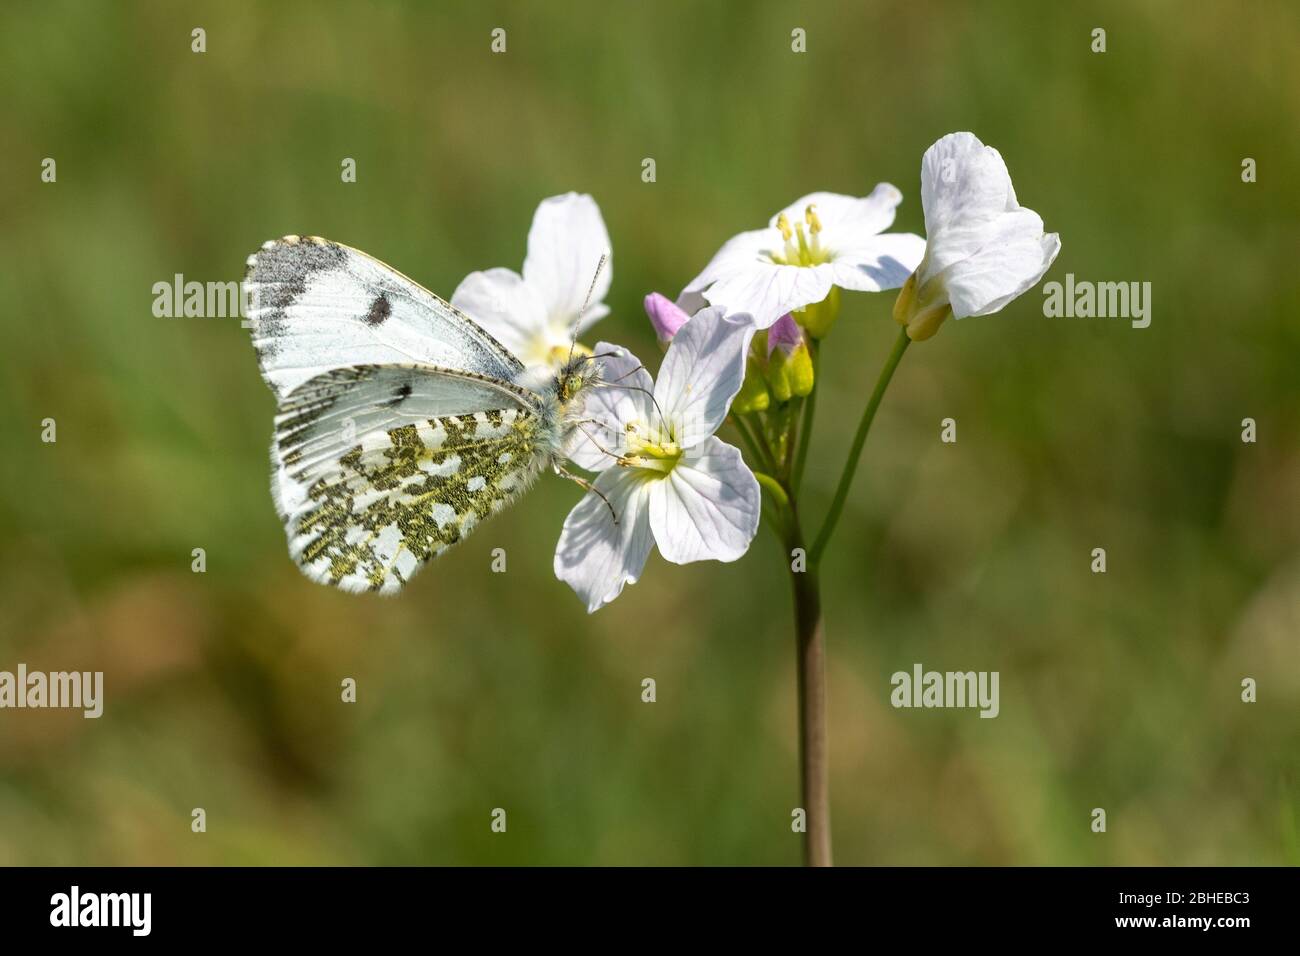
[554,307,760,612]
[679,186,926,331]
[452,192,612,369]
[893,132,1061,341]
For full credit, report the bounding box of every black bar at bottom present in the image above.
[0,866,1289,942]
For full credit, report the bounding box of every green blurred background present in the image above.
[1,0,1297,865]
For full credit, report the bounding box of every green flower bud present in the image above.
[732,354,771,413]
[892,269,952,341]
[797,286,840,339]
[770,343,813,400]
[765,313,814,401]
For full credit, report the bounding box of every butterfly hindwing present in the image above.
[272,364,549,594]
[245,236,524,397]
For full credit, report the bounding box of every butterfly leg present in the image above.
[554,463,619,525]
[571,419,627,468]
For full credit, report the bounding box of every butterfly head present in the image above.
[555,352,603,408]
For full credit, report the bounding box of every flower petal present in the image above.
[654,307,755,447]
[770,184,904,238]
[919,132,1021,275]
[673,289,710,317]
[828,232,927,292]
[554,468,654,613]
[565,341,655,472]
[522,192,613,326]
[701,259,834,329]
[450,267,550,359]
[649,437,760,565]
[945,229,1061,319]
[680,228,776,298]
[916,132,1060,319]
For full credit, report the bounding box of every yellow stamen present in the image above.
[620,424,682,473]
[776,213,793,242]
[795,221,812,262]
[805,204,822,234]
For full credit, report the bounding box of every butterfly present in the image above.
[244,236,611,594]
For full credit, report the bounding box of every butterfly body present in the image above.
[245,236,601,593]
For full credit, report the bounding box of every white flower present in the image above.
[452,192,612,369]
[894,131,1061,340]
[679,186,926,329]
[554,307,761,612]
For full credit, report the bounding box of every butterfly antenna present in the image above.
[567,253,608,367]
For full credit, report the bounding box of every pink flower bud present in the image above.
[644,292,689,343]
[766,312,804,357]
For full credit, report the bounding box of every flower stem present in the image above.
[753,471,791,513]
[728,415,773,473]
[745,412,780,473]
[753,471,791,538]
[786,509,832,866]
[810,327,910,565]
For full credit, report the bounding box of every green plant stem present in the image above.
[810,327,910,565]
[729,415,773,473]
[753,471,791,538]
[785,506,831,866]
[745,412,780,473]
[781,402,799,482]
[733,352,837,865]
[753,471,791,513]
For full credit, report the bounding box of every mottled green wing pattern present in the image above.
[272,365,547,593]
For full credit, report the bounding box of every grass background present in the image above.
[0,0,1297,864]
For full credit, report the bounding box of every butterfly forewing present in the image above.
[274,365,548,593]
[245,236,524,397]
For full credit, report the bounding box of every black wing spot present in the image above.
[385,381,414,407]
[365,293,392,326]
